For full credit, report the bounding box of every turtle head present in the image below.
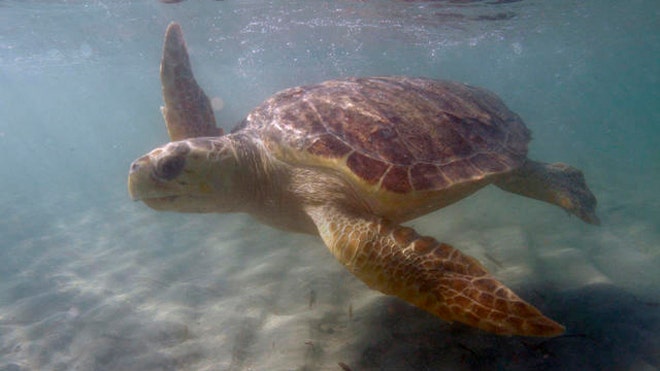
[128,136,246,213]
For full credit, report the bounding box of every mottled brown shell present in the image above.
[240,76,530,194]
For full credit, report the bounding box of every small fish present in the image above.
[483,252,504,268]
[309,289,317,309]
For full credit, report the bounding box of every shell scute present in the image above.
[470,153,509,173]
[347,152,389,185]
[410,163,450,190]
[442,160,483,184]
[307,134,352,159]
[249,77,530,194]
[279,100,326,138]
[382,166,412,193]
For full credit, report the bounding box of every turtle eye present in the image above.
[154,154,185,181]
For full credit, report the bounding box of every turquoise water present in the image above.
[1,0,658,369]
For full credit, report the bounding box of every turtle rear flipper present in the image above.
[495,160,600,225]
[307,205,566,337]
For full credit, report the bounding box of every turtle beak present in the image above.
[128,155,150,201]
[128,150,188,209]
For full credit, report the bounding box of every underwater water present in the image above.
[0,0,658,369]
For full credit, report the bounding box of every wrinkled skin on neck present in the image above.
[128,133,341,234]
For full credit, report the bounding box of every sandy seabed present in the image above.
[0,184,658,371]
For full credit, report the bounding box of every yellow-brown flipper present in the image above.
[160,22,223,140]
[307,205,565,337]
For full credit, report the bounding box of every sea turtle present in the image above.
[128,23,599,337]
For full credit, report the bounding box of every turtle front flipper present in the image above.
[495,160,600,225]
[307,205,565,337]
[160,22,223,141]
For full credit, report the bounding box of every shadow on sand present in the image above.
[340,283,659,371]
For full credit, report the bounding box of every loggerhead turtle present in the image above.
[128,23,599,337]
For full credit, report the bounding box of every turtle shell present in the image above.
[240,76,530,194]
